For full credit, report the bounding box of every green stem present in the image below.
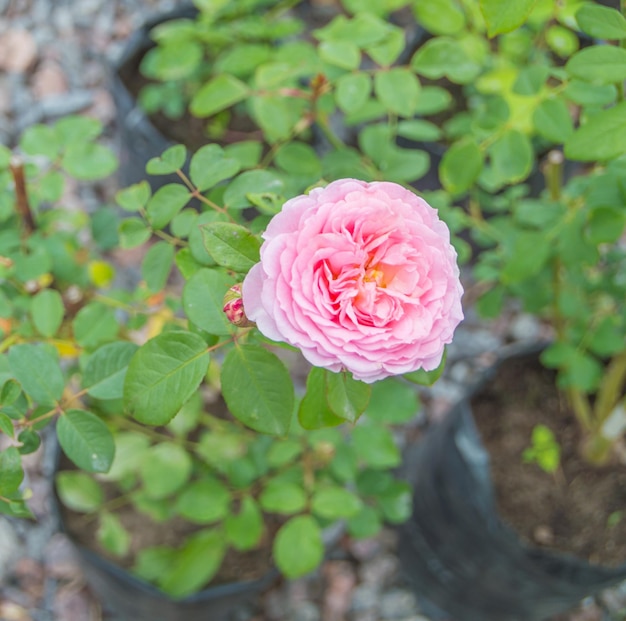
[543,150,563,201]
[594,351,626,428]
[0,333,19,354]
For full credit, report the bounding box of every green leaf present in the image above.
[0,379,21,408]
[19,124,60,159]
[566,46,626,85]
[141,241,175,292]
[100,431,150,481]
[336,72,371,113]
[146,184,190,230]
[225,496,264,551]
[325,371,370,423]
[533,97,574,143]
[576,4,626,40]
[145,145,187,175]
[513,65,549,96]
[30,289,64,338]
[73,303,118,350]
[17,429,40,454]
[377,480,412,523]
[366,378,419,423]
[124,331,210,426]
[501,231,551,284]
[411,37,480,84]
[489,129,533,184]
[118,218,151,249]
[116,182,151,212]
[564,101,626,161]
[379,23,417,57]
[134,547,176,582]
[587,206,625,244]
[480,0,537,37]
[0,413,14,437]
[221,345,294,436]
[274,515,324,579]
[259,481,307,514]
[250,95,297,143]
[55,115,102,145]
[397,119,442,142]
[175,477,231,524]
[440,139,483,195]
[275,142,322,177]
[414,0,465,35]
[0,447,23,496]
[200,222,261,272]
[311,486,362,519]
[190,74,249,117]
[159,529,226,598]
[320,40,361,69]
[83,342,139,400]
[348,505,382,539]
[404,350,447,387]
[61,143,117,181]
[56,471,103,512]
[564,81,617,106]
[298,368,344,430]
[353,424,400,469]
[224,141,263,169]
[546,25,579,59]
[182,268,236,336]
[57,409,115,473]
[267,439,303,468]
[189,144,241,192]
[97,512,131,556]
[8,344,64,406]
[374,68,420,117]
[223,170,285,210]
[139,442,192,499]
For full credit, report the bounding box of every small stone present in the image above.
[0,517,21,582]
[52,585,97,621]
[379,589,419,620]
[0,601,31,621]
[359,554,399,589]
[509,313,543,342]
[32,61,68,98]
[533,524,554,546]
[349,537,383,562]
[292,601,321,621]
[0,30,38,73]
[350,584,379,613]
[39,90,93,118]
[44,533,81,580]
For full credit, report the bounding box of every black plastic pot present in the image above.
[109,5,197,189]
[398,350,626,621]
[71,542,277,621]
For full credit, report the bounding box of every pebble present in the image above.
[379,588,420,619]
[0,518,21,582]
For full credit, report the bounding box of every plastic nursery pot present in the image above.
[397,347,626,621]
[65,542,277,621]
[109,4,198,189]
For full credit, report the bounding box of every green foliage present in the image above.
[523,424,561,473]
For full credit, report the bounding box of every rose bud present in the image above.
[223,284,254,328]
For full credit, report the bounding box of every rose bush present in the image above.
[243,179,464,383]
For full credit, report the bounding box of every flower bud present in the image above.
[223,284,254,328]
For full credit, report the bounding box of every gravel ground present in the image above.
[2,1,626,620]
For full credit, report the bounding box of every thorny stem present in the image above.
[9,157,36,238]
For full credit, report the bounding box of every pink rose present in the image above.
[242,179,463,383]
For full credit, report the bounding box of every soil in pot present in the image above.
[472,353,626,567]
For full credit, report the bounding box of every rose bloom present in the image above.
[242,178,463,383]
